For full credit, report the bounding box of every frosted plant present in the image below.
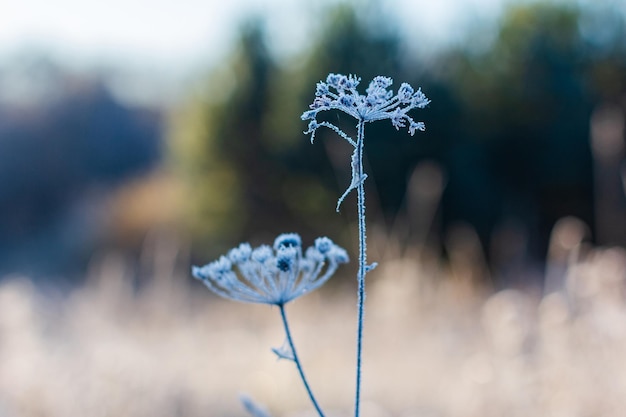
[192,73,427,417]
[302,74,430,211]
[193,233,348,417]
[192,233,347,305]
[302,73,429,417]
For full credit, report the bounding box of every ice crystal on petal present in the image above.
[192,233,348,305]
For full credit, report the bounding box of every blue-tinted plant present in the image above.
[193,233,348,417]
[192,73,428,417]
[302,73,429,417]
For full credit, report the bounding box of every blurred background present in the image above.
[1,0,626,415]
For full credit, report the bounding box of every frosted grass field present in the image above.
[1,228,625,417]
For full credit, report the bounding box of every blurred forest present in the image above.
[0,55,162,281]
[172,1,626,288]
[1,1,625,288]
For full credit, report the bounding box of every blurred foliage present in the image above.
[440,3,595,259]
[172,1,626,273]
[440,1,626,260]
[171,6,412,257]
[0,60,161,277]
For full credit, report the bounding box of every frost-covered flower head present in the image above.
[301,73,430,143]
[301,73,430,211]
[192,233,348,306]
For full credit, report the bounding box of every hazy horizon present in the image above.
[0,0,514,106]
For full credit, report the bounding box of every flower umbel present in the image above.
[192,233,348,306]
[302,73,430,143]
[301,73,429,417]
[193,233,348,417]
[301,74,429,211]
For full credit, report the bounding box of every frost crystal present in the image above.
[192,233,348,305]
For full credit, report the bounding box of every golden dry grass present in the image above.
[1,232,625,417]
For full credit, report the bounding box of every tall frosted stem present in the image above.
[301,73,429,417]
[279,304,326,417]
[354,120,366,417]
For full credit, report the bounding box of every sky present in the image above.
[0,0,510,66]
[0,0,508,105]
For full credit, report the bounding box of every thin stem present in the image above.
[318,121,357,147]
[354,120,367,417]
[278,304,326,417]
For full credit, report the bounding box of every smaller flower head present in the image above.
[192,233,349,305]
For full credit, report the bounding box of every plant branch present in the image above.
[278,304,326,417]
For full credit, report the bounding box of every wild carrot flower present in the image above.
[302,73,430,210]
[192,233,348,306]
[302,73,428,417]
[194,233,348,417]
[302,74,429,140]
